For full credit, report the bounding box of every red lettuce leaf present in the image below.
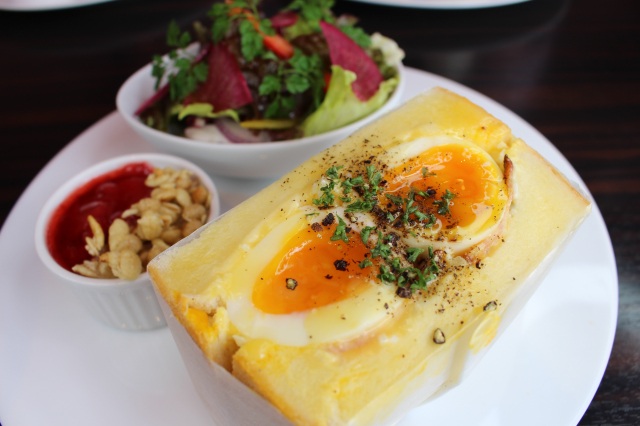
[320,21,383,101]
[184,42,253,111]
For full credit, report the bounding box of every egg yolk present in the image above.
[383,143,506,229]
[252,222,375,315]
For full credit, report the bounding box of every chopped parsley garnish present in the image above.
[313,188,335,208]
[341,175,365,195]
[378,265,396,283]
[434,189,456,215]
[345,199,376,213]
[422,213,437,228]
[385,193,403,205]
[383,246,439,295]
[360,225,377,244]
[401,197,418,224]
[406,247,424,263]
[359,258,373,268]
[310,163,450,296]
[313,166,342,208]
[330,215,350,243]
[325,165,342,180]
[366,164,383,188]
[371,231,392,259]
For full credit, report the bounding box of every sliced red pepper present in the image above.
[263,34,294,59]
[323,71,331,93]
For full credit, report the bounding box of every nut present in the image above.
[433,328,446,344]
[72,167,211,280]
[483,300,498,312]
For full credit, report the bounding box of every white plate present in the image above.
[345,0,529,9]
[0,0,113,12]
[0,67,617,426]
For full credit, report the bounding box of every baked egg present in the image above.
[380,135,512,256]
[227,201,401,347]
[221,134,511,347]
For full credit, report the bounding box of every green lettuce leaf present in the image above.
[172,103,240,121]
[300,65,398,137]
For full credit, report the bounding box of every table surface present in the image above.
[0,0,638,424]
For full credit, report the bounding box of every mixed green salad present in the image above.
[136,0,404,143]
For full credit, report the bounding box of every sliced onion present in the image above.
[215,118,271,143]
[184,124,231,144]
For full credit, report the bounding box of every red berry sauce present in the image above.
[46,162,154,272]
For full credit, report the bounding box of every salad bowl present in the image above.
[116,1,405,179]
[117,62,404,179]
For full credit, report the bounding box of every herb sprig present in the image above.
[434,189,456,216]
[152,20,209,101]
[259,51,325,118]
[313,165,343,208]
[312,164,452,296]
[286,0,335,28]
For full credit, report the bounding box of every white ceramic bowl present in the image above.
[34,153,221,331]
[116,61,405,179]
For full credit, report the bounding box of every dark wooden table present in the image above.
[1,0,638,424]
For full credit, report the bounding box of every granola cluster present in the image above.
[72,167,211,280]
